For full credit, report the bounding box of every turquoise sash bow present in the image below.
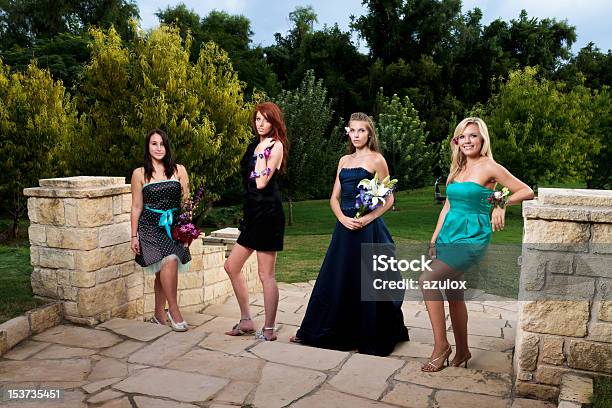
[145,206,178,240]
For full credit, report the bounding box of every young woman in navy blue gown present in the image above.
[290,112,409,356]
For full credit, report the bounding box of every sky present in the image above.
[136,0,612,54]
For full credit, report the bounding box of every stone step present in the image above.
[209,227,240,239]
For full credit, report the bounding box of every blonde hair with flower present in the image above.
[448,117,493,184]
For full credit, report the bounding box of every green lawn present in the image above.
[0,219,45,323]
[0,244,45,323]
[594,376,612,408]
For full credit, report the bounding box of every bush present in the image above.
[376,92,433,189]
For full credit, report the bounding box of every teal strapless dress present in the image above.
[436,181,492,272]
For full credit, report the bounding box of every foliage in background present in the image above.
[275,70,343,224]
[0,0,139,89]
[156,6,279,97]
[376,91,433,190]
[266,6,368,118]
[436,112,457,178]
[584,87,611,189]
[353,1,578,165]
[482,67,600,188]
[65,25,254,207]
[0,1,610,227]
[0,60,78,237]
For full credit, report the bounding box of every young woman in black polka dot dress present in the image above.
[130,128,191,332]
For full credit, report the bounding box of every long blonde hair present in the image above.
[347,112,380,154]
[448,117,493,183]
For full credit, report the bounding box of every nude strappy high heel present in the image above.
[421,345,452,372]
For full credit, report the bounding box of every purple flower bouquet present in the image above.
[171,188,204,246]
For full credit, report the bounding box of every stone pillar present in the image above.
[24,176,135,325]
[515,188,612,402]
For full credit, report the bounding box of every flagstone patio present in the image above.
[0,282,556,408]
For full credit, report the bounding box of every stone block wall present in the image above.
[25,177,261,325]
[515,188,612,401]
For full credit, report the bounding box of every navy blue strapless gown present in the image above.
[296,167,409,356]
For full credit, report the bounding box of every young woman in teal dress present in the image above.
[290,112,409,356]
[420,117,534,371]
[131,129,192,332]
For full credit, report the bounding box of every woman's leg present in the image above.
[159,255,183,323]
[154,272,167,322]
[419,260,454,370]
[256,251,279,340]
[446,275,470,365]
[224,243,256,332]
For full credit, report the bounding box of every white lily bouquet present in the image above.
[354,172,398,219]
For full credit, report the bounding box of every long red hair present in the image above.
[251,102,289,173]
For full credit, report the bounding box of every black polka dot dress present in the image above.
[135,180,191,273]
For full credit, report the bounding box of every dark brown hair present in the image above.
[143,128,177,182]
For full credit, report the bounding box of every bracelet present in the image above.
[249,168,272,179]
[253,147,273,160]
[131,235,138,238]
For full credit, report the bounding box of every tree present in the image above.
[352,0,462,64]
[156,7,279,96]
[0,0,139,87]
[584,87,611,189]
[557,43,612,89]
[482,67,597,188]
[274,70,343,224]
[1,33,91,89]
[67,25,254,207]
[0,0,139,49]
[266,6,368,118]
[0,60,78,237]
[376,91,432,191]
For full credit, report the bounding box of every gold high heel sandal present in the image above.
[421,345,452,372]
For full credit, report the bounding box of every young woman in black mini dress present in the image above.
[131,129,191,332]
[224,102,288,341]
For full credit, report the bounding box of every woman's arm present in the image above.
[254,139,283,190]
[430,198,450,244]
[178,164,190,201]
[488,161,535,231]
[427,178,452,257]
[331,156,362,230]
[490,162,534,205]
[356,154,394,227]
[130,168,144,255]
